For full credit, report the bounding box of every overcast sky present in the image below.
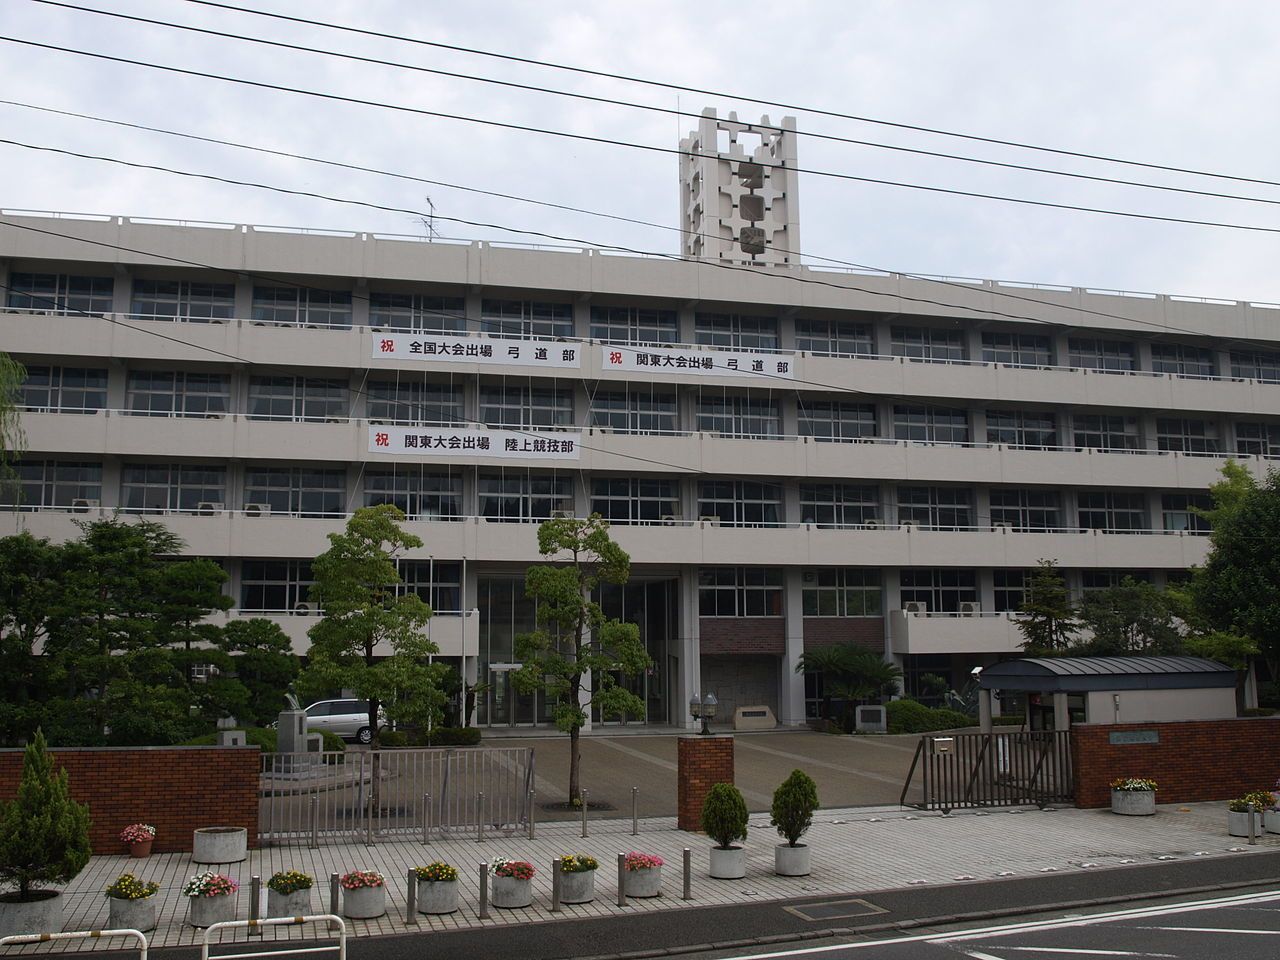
[3,1,1280,305]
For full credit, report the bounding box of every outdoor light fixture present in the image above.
[689,692,718,735]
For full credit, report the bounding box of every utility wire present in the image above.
[26,0,1280,211]
[8,36,1280,238]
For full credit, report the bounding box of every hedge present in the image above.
[886,700,974,735]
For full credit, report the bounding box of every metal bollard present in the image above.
[616,853,626,907]
[581,788,589,838]
[249,875,262,935]
[405,868,418,924]
[329,872,340,914]
[1249,802,1258,844]
[528,789,537,840]
[631,786,639,836]
[309,795,319,849]
[550,858,561,912]
[423,792,431,844]
[682,847,692,900]
[478,863,490,919]
[478,791,485,842]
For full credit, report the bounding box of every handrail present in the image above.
[1,928,147,960]
[201,915,345,960]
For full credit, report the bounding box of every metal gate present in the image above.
[259,746,535,844]
[899,730,1073,813]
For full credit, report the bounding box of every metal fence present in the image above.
[899,730,1073,813]
[259,747,535,845]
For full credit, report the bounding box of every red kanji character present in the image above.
[374,432,389,447]
[379,339,395,353]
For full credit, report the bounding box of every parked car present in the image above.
[304,699,385,744]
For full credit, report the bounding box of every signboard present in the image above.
[368,426,581,460]
[600,344,795,380]
[1108,730,1160,745]
[372,332,582,369]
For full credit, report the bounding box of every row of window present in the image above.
[240,559,461,613]
[11,272,1280,380]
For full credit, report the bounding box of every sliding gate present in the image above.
[899,730,1073,813]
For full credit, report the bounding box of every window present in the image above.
[1236,422,1280,457]
[986,410,1057,448]
[1081,569,1149,594]
[795,317,873,356]
[479,385,574,429]
[248,377,349,421]
[1073,414,1140,451]
[893,405,969,444]
[121,463,227,513]
[131,279,234,321]
[802,568,881,616]
[243,467,346,517]
[899,569,977,613]
[366,381,462,425]
[799,483,879,527]
[698,480,783,526]
[252,286,352,328]
[694,313,779,350]
[890,326,965,361]
[696,395,781,438]
[1077,491,1147,531]
[1,460,101,509]
[897,487,973,529]
[589,305,678,344]
[989,489,1061,530]
[981,332,1051,366]
[125,371,230,417]
[478,470,572,522]
[363,468,461,519]
[1156,417,1219,455]
[590,477,679,523]
[398,560,462,612]
[6,272,113,314]
[1231,349,1280,383]
[799,400,877,441]
[994,569,1031,612]
[480,299,573,339]
[370,292,465,333]
[240,560,313,611]
[1068,337,1135,372]
[698,567,783,616]
[1151,343,1214,378]
[589,389,677,433]
[20,366,106,412]
[1161,493,1211,533]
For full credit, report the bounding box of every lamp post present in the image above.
[689,692,718,735]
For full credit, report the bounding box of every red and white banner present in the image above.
[368,426,582,460]
[599,344,795,380]
[372,332,582,368]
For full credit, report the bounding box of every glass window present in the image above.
[589,305,678,344]
[897,487,973,529]
[1068,337,1135,372]
[363,468,461,520]
[240,559,314,612]
[989,488,1061,530]
[1077,491,1147,531]
[694,313,779,350]
[1073,414,1140,451]
[398,560,462,612]
[244,467,345,517]
[799,483,879,527]
[1156,418,1220,455]
[893,405,969,444]
[125,370,230,417]
[20,366,107,412]
[890,326,965,361]
[1081,569,1150,594]
[589,389,677,433]
[802,568,881,617]
[986,410,1057,448]
[698,480,783,526]
[0,460,102,510]
[994,569,1031,612]
[1161,493,1211,533]
[698,567,783,617]
[6,272,114,314]
[799,400,877,441]
[899,569,978,613]
[795,317,873,356]
[478,470,572,522]
[696,395,781,438]
[370,292,465,333]
[248,377,349,422]
[479,385,574,429]
[590,477,679,524]
[1236,422,1280,458]
[366,381,462,425]
[1151,343,1214,378]
[981,332,1051,366]
[1231,349,1280,383]
[252,286,352,329]
[480,299,573,339]
[121,463,227,513]
[131,279,234,321]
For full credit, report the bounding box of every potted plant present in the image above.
[0,729,92,938]
[413,862,458,915]
[1227,791,1275,837]
[119,824,156,858]
[701,782,748,880]
[621,852,663,898]
[183,872,239,928]
[488,858,536,909]
[104,873,159,932]
[557,854,598,904]
[1109,778,1158,817]
[266,870,313,918]
[770,769,819,876]
[340,870,384,919]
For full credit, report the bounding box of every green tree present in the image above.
[221,618,300,727]
[1015,560,1079,656]
[795,643,902,729]
[0,532,61,742]
[512,515,650,805]
[1076,577,1183,656]
[0,352,26,484]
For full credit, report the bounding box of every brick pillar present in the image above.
[677,735,734,832]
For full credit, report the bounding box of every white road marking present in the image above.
[1133,925,1280,935]
[974,948,1178,956]
[960,951,1007,960]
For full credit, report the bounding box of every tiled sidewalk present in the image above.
[3,801,1271,954]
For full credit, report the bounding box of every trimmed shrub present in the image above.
[378,730,409,748]
[770,769,819,847]
[701,783,748,849]
[410,727,482,747]
[886,699,973,735]
[180,727,345,754]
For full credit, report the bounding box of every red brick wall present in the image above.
[0,746,261,854]
[677,735,734,832]
[803,617,885,652]
[699,618,785,654]
[1072,719,1280,808]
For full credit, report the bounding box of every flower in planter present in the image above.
[104,873,159,900]
[1110,778,1157,792]
[267,870,314,895]
[488,857,536,880]
[1228,790,1276,813]
[340,870,384,890]
[623,852,664,871]
[182,872,239,898]
[413,862,458,883]
[119,823,157,844]
[558,854,598,873]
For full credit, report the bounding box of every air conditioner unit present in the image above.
[293,602,316,615]
[195,501,224,516]
[699,515,722,526]
[993,521,1013,531]
[205,413,226,420]
[71,498,99,512]
[244,503,272,517]
[660,514,680,524]
[902,601,927,615]
[959,602,980,615]
[551,509,574,519]
[861,518,880,528]
[900,519,917,528]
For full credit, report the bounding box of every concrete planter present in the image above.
[342,885,385,919]
[416,879,458,915]
[192,827,247,864]
[1266,809,1280,835]
[1111,789,1156,816]
[188,893,236,928]
[0,890,63,938]
[774,843,811,876]
[490,876,533,909]
[266,889,312,918]
[622,867,662,898]
[708,845,746,880]
[1228,809,1264,837]
[108,896,156,933]
[559,869,595,904]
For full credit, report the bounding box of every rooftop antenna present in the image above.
[420,196,438,241]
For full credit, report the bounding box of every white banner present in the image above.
[600,344,795,379]
[372,332,582,368]
[368,426,582,460]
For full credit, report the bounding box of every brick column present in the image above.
[677,735,734,832]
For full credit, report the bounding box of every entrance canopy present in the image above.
[977,656,1234,694]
